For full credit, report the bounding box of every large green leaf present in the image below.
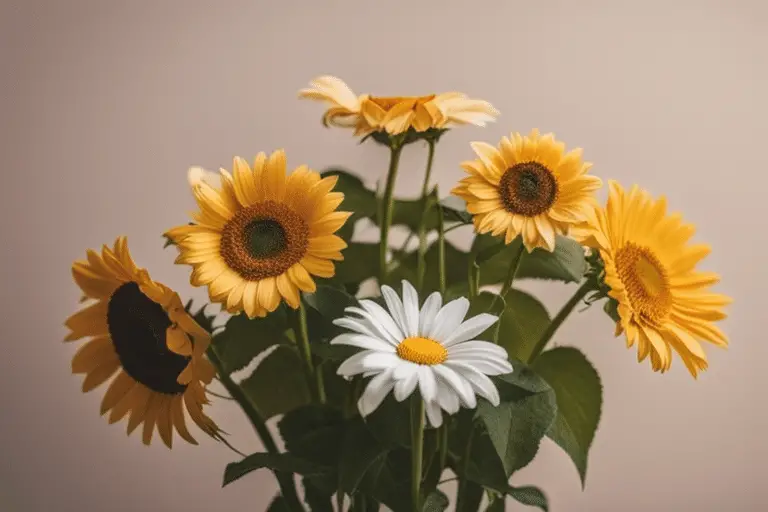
[339,418,389,494]
[507,486,549,511]
[304,285,358,341]
[475,234,588,284]
[357,449,412,512]
[477,361,558,477]
[333,243,379,287]
[223,453,330,486]
[365,394,412,449]
[211,310,291,374]
[267,496,290,512]
[533,347,603,487]
[423,490,450,512]
[496,289,551,363]
[302,477,334,512]
[240,346,310,419]
[439,196,473,224]
[278,405,346,466]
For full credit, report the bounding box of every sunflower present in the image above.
[452,129,602,252]
[332,280,512,427]
[166,150,351,319]
[298,75,499,136]
[572,181,731,377]
[64,237,220,448]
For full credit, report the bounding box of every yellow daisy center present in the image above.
[498,162,558,216]
[220,201,309,281]
[396,337,448,365]
[614,242,671,324]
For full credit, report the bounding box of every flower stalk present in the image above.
[379,144,404,284]
[294,301,325,404]
[410,395,425,512]
[416,140,437,292]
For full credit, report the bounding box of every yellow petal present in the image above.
[126,385,152,434]
[257,276,281,312]
[265,150,287,201]
[470,142,506,174]
[108,380,140,424]
[276,273,300,309]
[142,395,162,446]
[171,395,198,445]
[233,156,258,206]
[157,400,174,448]
[64,301,110,341]
[71,336,115,374]
[81,356,120,392]
[300,255,335,278]
[311,211,352,236]
[100,371,135,415]
[288,263,316,292]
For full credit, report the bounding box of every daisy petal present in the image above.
[428,298,470,342]
[417,366,439,403]
[401,280,420,337]
[381,285,409,335]
[425,401,443,428]
[418,292,443,337]
[432,365,476,408]
[436,381,460,414]
[442,313,498,347]
[330,333,395,353]
[358,300,405,344]
[445,361,500,406]
[358,369,396,417]
[394,369,419,402]
[447,340,509,359]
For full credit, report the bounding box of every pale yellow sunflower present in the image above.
[452,129,602,252]
[64,237,220,448]
[298,75,499,136]
[166,150,351,319]
[572,181,731,377]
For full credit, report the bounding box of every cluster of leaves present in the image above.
[198,168,609,511]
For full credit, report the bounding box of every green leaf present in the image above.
[484,495,505,512]
[533,347,603,487]
[223,453,330,486]
[454,480,484,512]
[496,289,551,363]
[357,449,412,512]
[267,496,290,512]
[439,196,473,224]
[278,405,346,466]
[365,394,412,449]
[333,243,379,286]
[508,486,549,511]
[184,300,216,334]
[240,346,310,419]
[477,360,558,477]
[388,241,469,293]
[339,418,389,494]
[212,311,291,374]
[310,340,360,362]
[321,168,378,218]
[423,490,450,512]
[476,234,588,284]
[302,478,334,512]
[603,296,621,322]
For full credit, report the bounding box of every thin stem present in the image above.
[438,422,449,471]
[455,422,477,512]
[294,301,324,404]
[206,389,234,400]
[378,145,404,284]
[218,436,247,458]
[207,347,303,512]
[410,396,425,512]
[527,280,593,363]
[416,140,437,291]
[436,192,447,296]
[499,243,526,300]
[438,477,458,485]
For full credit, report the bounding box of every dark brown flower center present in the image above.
[498,162,558,217]
[220,201,309,280]
[107,282,189,395]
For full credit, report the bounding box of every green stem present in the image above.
[207,347,303,512]
[379,145,404,284]
[498,243,525,300]
[455,422,477,512]
[436,191,446,296]
[294,301,324,404]
[416,140,437,292]
[438,422,448,471]
[527,280,593,363]
[410,396,425,512]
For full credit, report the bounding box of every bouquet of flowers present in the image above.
[63,76,731,512]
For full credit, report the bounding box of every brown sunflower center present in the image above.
[614,243,671,324]
[498,162,558,216]
[106,282,189,395]
[220,201,309,281]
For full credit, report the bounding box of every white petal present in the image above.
[428,298,470,342]
[381,285,409,336]
[333,317,380,338]
[358,369,396,417]
[432,364,476,408]
[418,292,443,337]
[451,356,513,376]
[394,369,419,402]
[417,366,439,403]
[337,351,398,377]
[445,361,500,406]
[442,314,499,347]
[392,360,418,381]
[358,300,405,344]
[343,307,400,346]
[425,401,443,428]
[401,280,420,337]
[436,381,460,414]
[330,333,395,353]
[447,340,509,359]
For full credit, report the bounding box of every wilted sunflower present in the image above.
[452,129,602,252]
[166,150,351,318]
[64,237,220,448]
[298,75,498,136]
[572,181,731,377]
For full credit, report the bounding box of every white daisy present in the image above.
[331,280,513,427]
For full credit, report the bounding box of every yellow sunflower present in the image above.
[452,129,602,252]
[64,237,220,448]
[298,75,499,136]
[166,150,351,319]
[572,181,731,377]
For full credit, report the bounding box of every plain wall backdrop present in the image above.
[2,0,766,510]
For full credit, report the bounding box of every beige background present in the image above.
[2,0,766,510]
